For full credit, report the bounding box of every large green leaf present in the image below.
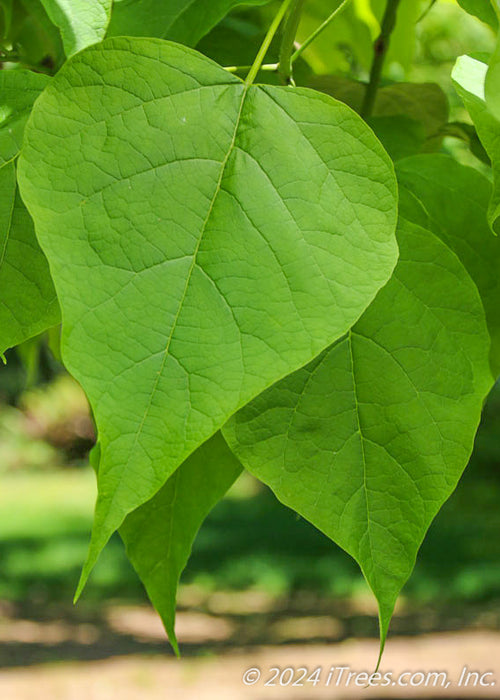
[39,0,112,56]
[0,70,60,356]
[17,37,398,592]
[452,55,500,233]
[120,432,242,655]
[397,154,500,375]
[107,0,272,47]
[223,218,492,651]
[0,161,60,355]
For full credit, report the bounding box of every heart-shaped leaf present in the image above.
[224,217,492,653]
[18,37,398,592]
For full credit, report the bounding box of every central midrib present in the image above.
[107,82,251,505]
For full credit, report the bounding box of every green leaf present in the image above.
[0,70,60,356]
[120,432,242,655]
[0,70,50,167]
[223,218,492,653]
[452,55,500,233]
[0,161,60,355]
[365,115,426,161]
[397,154,500,375]
[309,77,449,154]
[107,0,272,47]
[486,42,500,121]
[39,0,112,56]
[17,37,398,593]
[456,0,498,29]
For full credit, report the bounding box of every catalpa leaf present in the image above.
[397,154,500,375]
[17,38,398,593]
[452,55,500,233]
[0,70,60,355]
[223,218,492,653]
[107,0,272,47]
[39,0,112,56]
[120,432,242,655]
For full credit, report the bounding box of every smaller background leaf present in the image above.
[39,0,112,56]
[119,433,242,655]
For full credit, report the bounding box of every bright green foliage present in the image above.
[107,0,272,47]
[397,154,500,375]
[39,0,112,56]
[18,37,398,593]
[456,0,498,29]
[224,218,492,649]
[120,432,242,655]
[0,69,59,356]
[0,161,59,355]
[453,56,500,234]
[293,0,373,75]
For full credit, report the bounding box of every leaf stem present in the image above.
[245,0,294,86]
[278,0,305,85]
[291,0,352,65]
[361,0,402,118]
[224,62,278,74]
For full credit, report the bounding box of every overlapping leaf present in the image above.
[224,217,492,650]
[0,70,50,167]
[107,0,272,47]
[453,55,500,233]
[0,70,59,356]
[397,154,500,375]
[120,432,242,655]
[39,0,112,56]
[17,37,398,592]
[456,0,498,29]
[308,77,449,158]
